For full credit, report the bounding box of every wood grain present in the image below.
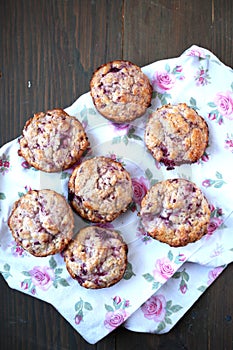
[0,0,233,349]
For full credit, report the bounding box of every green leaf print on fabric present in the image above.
[123,262,136,280]
[172,268,190,294]
[112,126,143,145]
[0,192,6,212]
[0,263,12,279]
[74,297,93,325]
[202,172,226,189]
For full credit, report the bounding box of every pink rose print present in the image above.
[21,160,30,169]
[104,309,128,330]
[214,91,233,120]
[75,314,83,325]
[29,266,55,291]
[104,296,130,330]
[207,266,224,285]
[132,176,149,205]
[178,253,186,262]
[206,204,225,236]
[110,123,130,135]
[136,224,151,244]
[207,217,224,235]
[141,294,166,322]
[152,70,176,93]
[153,257,175,283]
[187,47,206,58]
[10,241,27,257]
[194,66,210,86]
[0,154,11,175]
[21,281,29,290]
[225,134,233,153]
[200,152,210,163]
[180,283,188,294]
[113,295,122,305]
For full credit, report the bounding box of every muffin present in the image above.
[68,156,133,223]
[19,108,89,172]
[90,60,153,123]
[144,103,209,169]
[63,226,128,289]
[140,178,210,247]
[8,189,74,257]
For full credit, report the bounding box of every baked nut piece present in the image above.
[90,60,153,123]
[140,178,210,247]
[63,226,128,289]
[19,108,89,172]
[68,156,133,223]
[145,103,209,169]
[8,189,74,257]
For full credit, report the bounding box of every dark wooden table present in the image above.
[1,1,233,349]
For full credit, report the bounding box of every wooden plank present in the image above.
[123,0,213,66]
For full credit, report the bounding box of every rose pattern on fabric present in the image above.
[202,171,226,188]
[112,125,143,145]
[152,69,176,93]
[194,66,211,86]
[132,176,149,206]
[18,185,32,198]
[207,266,225,285]
[20,257,69,294]
[141,294,166,322]
[210,243,224,259]
[0,154,11,175]
[224,133,233,153]
[136,223,152,244]
[141,294,182,333]
[198,265,226,293]
[208,86,233,124]
[172,268,190,294]
[29,266,55,291]
[143,251,186,290]
[152,64,185,105]
[214,90,233,120]
[9,241,27,257]
[153,257,176,283]
[186,47,206,58]
[198,150,210,164]
[104,296,130,330]
[207,205,225,236]
[74,298,93,325]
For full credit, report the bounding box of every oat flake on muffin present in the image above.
[19,108,89,172]
[8,189,74,257]
[140,178,210,247]
[90,60,153,123]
